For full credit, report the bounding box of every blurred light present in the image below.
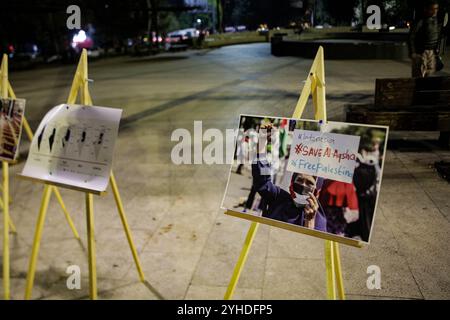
[152,36,163,43]
[389,26,395,30]
[197,19,202,24]
[71,30,94,50]
[32,45,38,52]
[73,30,87,43]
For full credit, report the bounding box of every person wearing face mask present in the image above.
[251,124,327,231]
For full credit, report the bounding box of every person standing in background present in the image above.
[318,180,359,237]
[408,0,441,77]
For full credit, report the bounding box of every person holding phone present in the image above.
[251,124,327,231]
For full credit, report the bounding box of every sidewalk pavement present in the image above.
[1,43,449,299]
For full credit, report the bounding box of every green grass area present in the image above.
[199,26,410,48]
[202,31,270,48]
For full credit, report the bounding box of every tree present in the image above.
[216,0,224,32]
[326,0,360,25]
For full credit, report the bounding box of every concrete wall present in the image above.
[271,32,409,60]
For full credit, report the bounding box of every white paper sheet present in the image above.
[287,129,360,183]
[21,103,122,192]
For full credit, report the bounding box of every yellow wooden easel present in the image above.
[224,47,361,300]
[22,49,145,300]
[0,54,80,300]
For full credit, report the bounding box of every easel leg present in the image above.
[325,240,336,300]
[0,198,17,233]
[51,187,80,240]
[2,162,10,300]
[85,193,97,300]
[24,184,52,300]
[8,216,16,234]
[332,241,345,300]
[0,185,13,204]
[109,173,145,282]
[224,221,259,300]
[23,116,80,240]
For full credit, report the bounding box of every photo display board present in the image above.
[0,98,26,162]
[222,114,389,244]
[21,104,122,193]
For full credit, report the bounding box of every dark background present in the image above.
[1,0,449,61]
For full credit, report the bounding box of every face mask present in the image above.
[293,192,309,208]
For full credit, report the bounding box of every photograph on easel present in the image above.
[222,114,389,244]
[0,98,25,161]
[20,103,122,193]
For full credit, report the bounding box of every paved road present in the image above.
[2,43,450,299]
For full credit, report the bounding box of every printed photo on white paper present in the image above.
[21,103,122,193]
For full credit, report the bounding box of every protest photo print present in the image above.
[222,115,389,243]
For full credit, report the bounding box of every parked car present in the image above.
[165,28,199,50]
[1,42,41,69]
[224,26,236,33]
